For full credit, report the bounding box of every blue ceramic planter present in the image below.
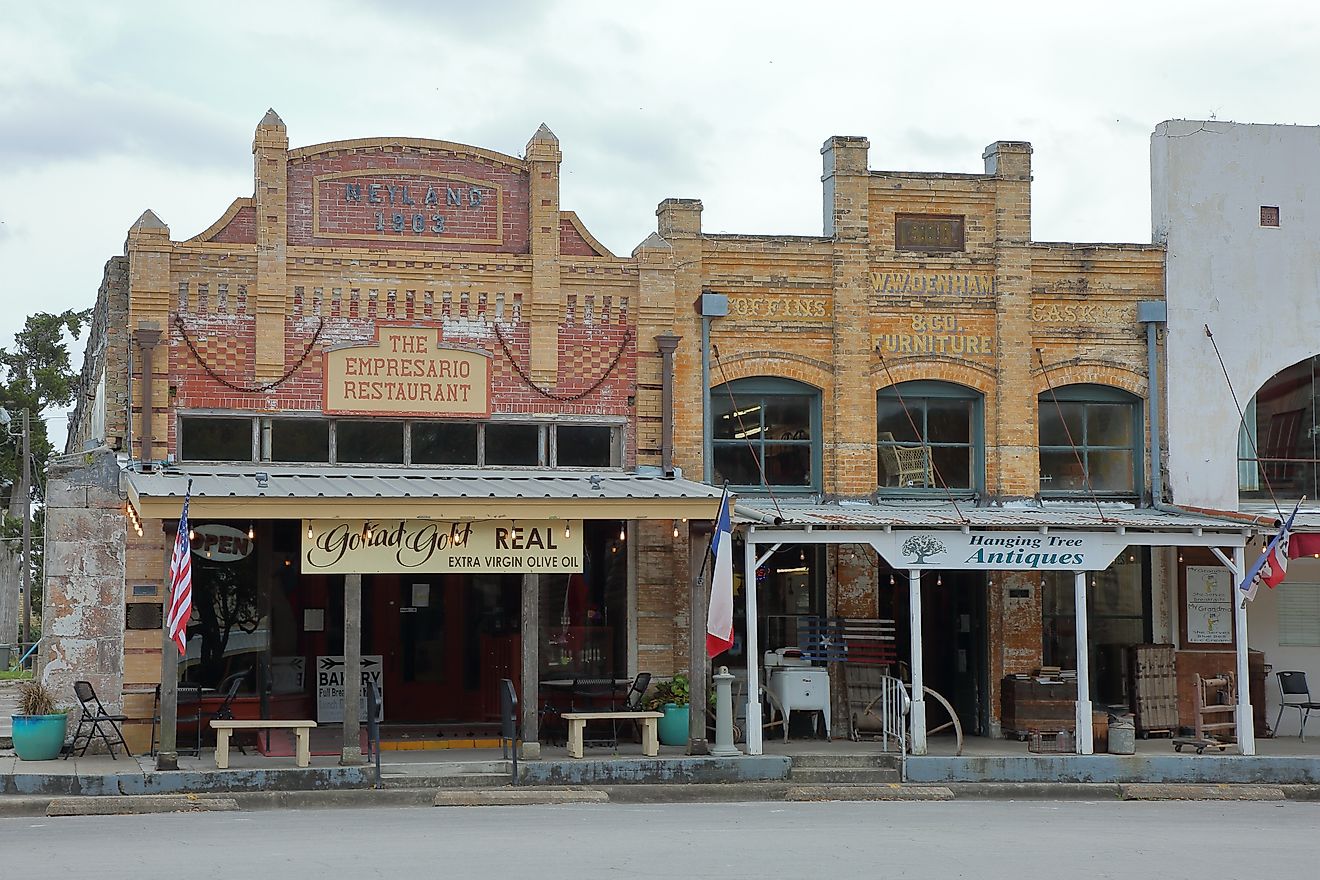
[12,713,68,761]
[657,703,689,746]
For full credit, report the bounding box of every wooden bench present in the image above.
[210,719,317,769]
[561,711,664,759]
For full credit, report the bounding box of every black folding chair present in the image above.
[67,680,131,759]
[1276,671,1320,741]
[203,672,249,755]
[619,672,652,743]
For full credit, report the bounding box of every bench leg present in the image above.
[641,719,659,757]
[567,720,585,759]
[215,728,231,770]
[295,728,311,768]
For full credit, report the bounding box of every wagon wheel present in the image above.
[918,686,964,756]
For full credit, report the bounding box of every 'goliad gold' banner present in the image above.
[302,519,583,574]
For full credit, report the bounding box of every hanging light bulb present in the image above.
[673,521,680,539]
[1128,553,1136,563]
[306,523,313,540]
[188,528,195,541]
[619,523,626,542]
[936,573,943,587]
[564,522,572,540]
[800,547,806,563]
[889,573,896,586]
[1177,550,1184,563]
[247,523,255,541]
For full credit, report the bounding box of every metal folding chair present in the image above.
[67,680,131,759]
[1276,671,1320,740]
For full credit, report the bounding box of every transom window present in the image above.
[1038,384,1141,496]
[711,377,820,492]
[179,415,620,469]
[876,381,982,494]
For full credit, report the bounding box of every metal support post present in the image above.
[908,569,926,755]
[1074,571,1094,755]
[1232,545,1255,755]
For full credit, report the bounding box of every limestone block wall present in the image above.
[41,449,127,722]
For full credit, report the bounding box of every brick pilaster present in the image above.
[253,109,289,381]
[526,124,562,386]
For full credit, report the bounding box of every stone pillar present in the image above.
[40,450,127,726]
[822,136,876,496]
[526,124,562,386]
[253,109,289,382]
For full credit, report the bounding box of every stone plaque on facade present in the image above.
[323,326,491,418]
[1031,299,1135,327]
[872,312,996,357]
[302,519,584,574]
[895,214,965,252]
[312,169,504,245]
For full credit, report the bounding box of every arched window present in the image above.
[1038,384,1142,496]
[711,377,820,492]
[876,381,983,494]
[1239,355,1320,500]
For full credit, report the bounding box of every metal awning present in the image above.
[735,499,1255,534]
[124,464,724,520]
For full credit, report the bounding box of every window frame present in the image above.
[876,380,984,498]
[709,376,822,494]
[176,411,625,469]
[1037,384,1143,499]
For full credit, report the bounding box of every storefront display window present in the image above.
[877,380,982,493]
[539,521,629,681]
[1042,552,1150,708]
[1039,384,1141,496]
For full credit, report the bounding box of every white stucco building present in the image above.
[1153,119,1320,737]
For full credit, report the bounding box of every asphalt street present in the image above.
[2,800,1317,878]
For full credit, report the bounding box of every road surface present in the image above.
[2,799,1316,878]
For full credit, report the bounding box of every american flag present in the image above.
[166,487,193,655]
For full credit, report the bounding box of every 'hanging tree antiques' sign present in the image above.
[870,530,1131,572]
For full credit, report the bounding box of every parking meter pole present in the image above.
[710,666,741,757]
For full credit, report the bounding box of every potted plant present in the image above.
[11,680,68,761]
[646,674,690,747]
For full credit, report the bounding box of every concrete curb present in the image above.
[787,784,954,802]
[946,782,1122,800]
[1120,783,1286,801]
[46,795,240,816]
[433,788,609,806]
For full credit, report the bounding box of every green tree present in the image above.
[0,308,92,634]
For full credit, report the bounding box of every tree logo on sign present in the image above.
[900,535,946,565]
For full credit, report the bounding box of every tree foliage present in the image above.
[0,308,92,512]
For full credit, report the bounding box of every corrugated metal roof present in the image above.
[125,464,724,503]
[734,499,1252,532]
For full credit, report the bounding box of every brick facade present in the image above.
[62,113,1165,745]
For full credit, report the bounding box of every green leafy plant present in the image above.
[16,680,57,716]
[644,673,691,710]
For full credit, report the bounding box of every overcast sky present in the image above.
[3,1,1318,432]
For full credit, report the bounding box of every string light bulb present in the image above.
[673,522,680,539]
[306,523,313,540]
[889,574,896,586]
[619,523,626,542]
[936,574,943,587]
[188,528,195,541]
[564,522,572,540]
[247,523,255,541]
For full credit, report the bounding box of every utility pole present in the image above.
[20,408,30,650]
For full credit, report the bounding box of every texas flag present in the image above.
[1240,501,1301,603]
[706,488,735,658]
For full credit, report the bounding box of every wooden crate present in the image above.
[1129,644,1177,734]
[1001,677,1076,738]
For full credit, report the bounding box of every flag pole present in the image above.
[156,479,192,771]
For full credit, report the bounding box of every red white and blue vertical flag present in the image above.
[166,484,194,655]
[1240,500,1301,603]
[706,488,735,658]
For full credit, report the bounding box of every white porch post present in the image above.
[908,569,927,755]
[1233,545,1255,755]
[1074,571,1094,755]
[744,534,763,755]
